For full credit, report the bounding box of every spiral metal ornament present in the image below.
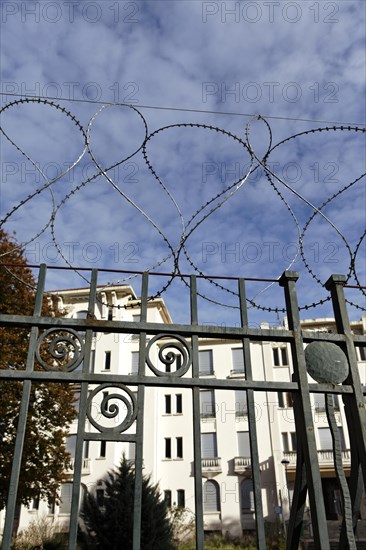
[35,328,84,371]
[86,383,137,433]
[146,334,192,377]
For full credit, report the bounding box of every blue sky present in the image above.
[0,0,365,325]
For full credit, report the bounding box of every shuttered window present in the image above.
[200,390,216,418]
[318,428,332,450]
[201,432,218,458]
[235,390,248,417]
[59,483,73,514]
[231,348,244,374]
[131,351,139,374]
[314,393,326,412]
[237,431,250,457]
[199,350,214,375]
[203,480,220,512]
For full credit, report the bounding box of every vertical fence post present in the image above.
[132,273,149,550]
[1,264,47,550]
[325,275,366,547]
[68,268,98,550]
[279,271,330,549]
[238,278,266,549]
[190,276,204,550]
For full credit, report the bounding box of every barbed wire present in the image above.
[0,98,365,313]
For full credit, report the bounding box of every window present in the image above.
[273,347,288,366]
[235,390,248,417]
[31,497,39,510]
[201,432,218,458]
[278,392,293,408]
[200,390,216,418]
[203,480,220,512]
[231,348,244,374]
[100,440,107,458]
[164,394,182,414]
[165,438,171,459]
[165,395,172,414]
[84,441,89,459]
[73,390,80,414]
[338,427,346,451]
[318,427,347,452]
[131,315,140,339]
[176,437,183,459]
[164,490,172,508]
[240,479,254,512]
[237,431,250,458]
[90,350,95,372]
[66,434,76,457]
[127,442,136,461]
[108,308,113,321]
[278,392,285,408]
[131,351,139,375]
[59,483,85,515]
[318,428,332,450]
[59,483,73,514]
[285,393,293,407]
[176,394,182,414]
[314,393,326,412]
[282,432,297,452]
[314,393,340,412]
[177,489,185,508]
[199,350,214,375]
[104,351,111,370]
[358,346,366,361]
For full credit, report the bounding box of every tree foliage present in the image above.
[81,455,174,550]
[0,229,77,510]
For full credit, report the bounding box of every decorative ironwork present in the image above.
[35,328,84,371]
[305,341,349,384]
[0,266,365,550]
[86,383,137,433]
[145,333,192,377]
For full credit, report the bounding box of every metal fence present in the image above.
[0,265,365,549]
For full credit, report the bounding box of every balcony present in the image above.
[202,457,222,477]
[283,449,351,470]
[234,456,251,475]
[65,458,91,476]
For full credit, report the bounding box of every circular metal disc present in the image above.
[305,341,349,384]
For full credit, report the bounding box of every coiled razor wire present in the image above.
[0,98,365,313]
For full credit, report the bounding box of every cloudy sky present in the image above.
[0,0,365,325]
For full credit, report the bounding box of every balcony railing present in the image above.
[234,456,251,474]
[65,458,91,475]
[283,449,351,468]
[201,457,222,476]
